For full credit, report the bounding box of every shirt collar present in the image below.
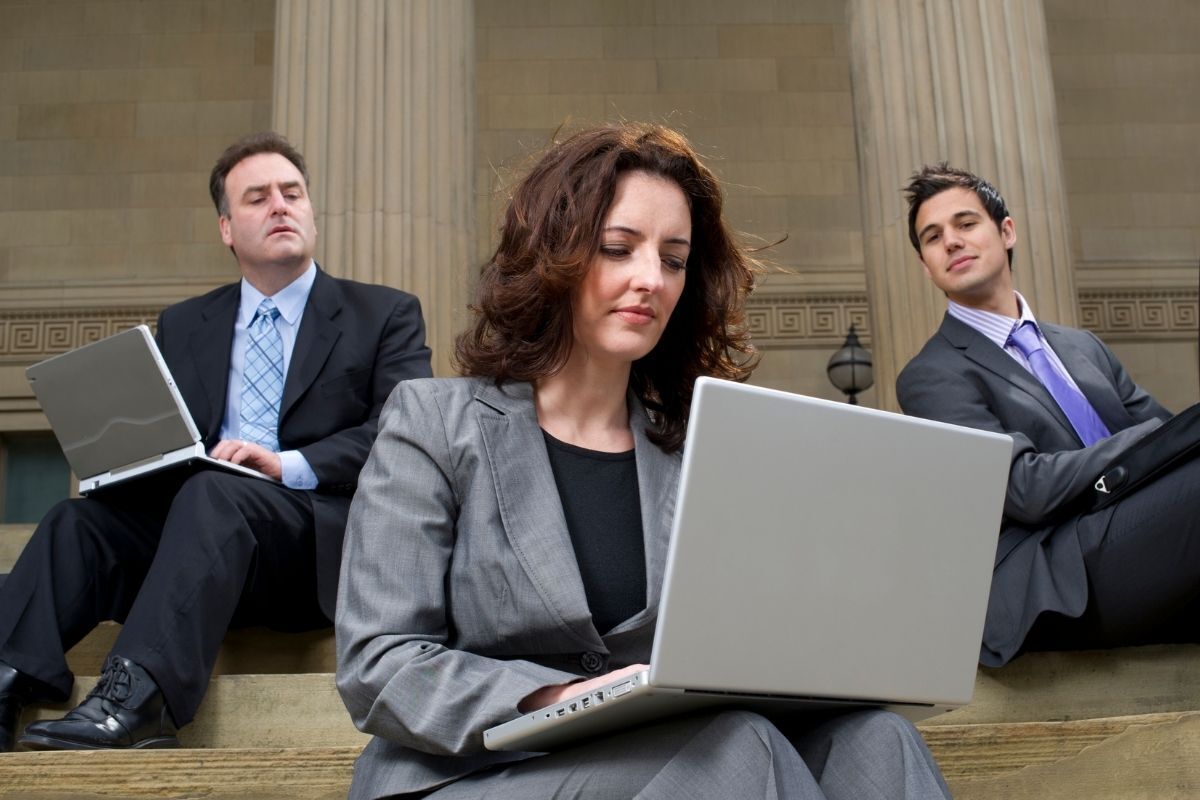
[237,260,317,327]
[947,291,1038,350]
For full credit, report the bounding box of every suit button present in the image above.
[579,652,604,674]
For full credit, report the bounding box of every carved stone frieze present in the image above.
[0,287,1192,363]
[0,309,160,364]
[1077,290,1199,341]
[745,288,1197,347]
[746,294,872,348]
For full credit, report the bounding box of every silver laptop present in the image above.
[26,325,274,494]
[484,376,1012,752]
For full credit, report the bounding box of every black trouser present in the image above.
[1026,454,1200,650]
[0,470,327,725]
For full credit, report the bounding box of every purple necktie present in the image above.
[1008,321,1110,446]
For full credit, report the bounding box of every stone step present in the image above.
[0,747,361,800]
[66,623,335,676]
[57,638,1200,722]
[19,673,366,750]
[20,666,1200,758]
[924,711,1200,799]
[0,524,33,574]
[24,641,1200,750]
[1,712,1197,799]
[934,643,1200,725]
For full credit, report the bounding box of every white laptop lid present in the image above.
[26,325,203,481]
[650,377,1011,707]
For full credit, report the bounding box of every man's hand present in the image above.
[517,663,648,713]
[209,439,283,481]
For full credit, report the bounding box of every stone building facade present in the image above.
[0,0,1195,514]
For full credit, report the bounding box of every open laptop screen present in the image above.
[26,325,200,481]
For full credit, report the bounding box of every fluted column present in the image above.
[847,0,1075,410]
[273,0,474,376]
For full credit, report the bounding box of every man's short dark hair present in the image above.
[903,163,1013,266]
[209,132,310,217]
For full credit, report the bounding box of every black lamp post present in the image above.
[826,324,874,405]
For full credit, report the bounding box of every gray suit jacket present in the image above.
[335,377,681,798]
[897,314,1170,665]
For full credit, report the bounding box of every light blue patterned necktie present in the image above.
[1008,320,1110,446]
[240,299,283,451]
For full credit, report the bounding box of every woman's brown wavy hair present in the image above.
[455,122,759,452]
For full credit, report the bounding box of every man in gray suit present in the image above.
[896,163,1200,667]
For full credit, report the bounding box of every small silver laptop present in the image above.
[484,376,1012,752]
[26,325,273,494]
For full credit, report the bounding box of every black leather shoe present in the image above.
[19,655,178,750]
[0,661,36,753]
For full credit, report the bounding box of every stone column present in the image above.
[847,0,1075,410]
[273,0,475,376]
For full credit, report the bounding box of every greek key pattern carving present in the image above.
[0,310,159,363]
[746,294,871,347]
[746,289,1197,346]
[1077,290,1198,340]
[0,289,1190,361]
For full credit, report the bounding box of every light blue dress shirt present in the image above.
[947,291,1088,395]
[219,261,319,490]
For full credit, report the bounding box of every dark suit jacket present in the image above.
[897,314,1170,665]
[336,378,680,798]
[153,266,433,616]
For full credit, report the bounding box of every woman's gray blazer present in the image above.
[335,377,681,798]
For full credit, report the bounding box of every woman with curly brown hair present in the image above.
[335,123,951,800]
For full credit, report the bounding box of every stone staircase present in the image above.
[923,646,1200,797]
[2,523,1198,798]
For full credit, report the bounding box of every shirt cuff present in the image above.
[279,450,319,490]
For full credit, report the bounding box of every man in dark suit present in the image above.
[896,163,1200,667]
[0,132,432,751]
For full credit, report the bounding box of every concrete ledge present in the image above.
[21,667,1200,755]
[1,713,1196,799]
[923,711,1200,799]
[0,746,362,800]
[931,644,1200,726]
[0,525,33,574]
[66,623,336,676]
[58,639,1200,725]
[20,673,366,749]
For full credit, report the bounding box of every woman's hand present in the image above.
[518,663,649,713]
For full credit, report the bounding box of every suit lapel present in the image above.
[594,403,680,639]
[630,399,678,613]
[474,382,681,648]
[1041,324,1135,431]
[939,315,1078,437]
[281,267,342,423]
[187,286,238,443]
[474,381,602,650]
